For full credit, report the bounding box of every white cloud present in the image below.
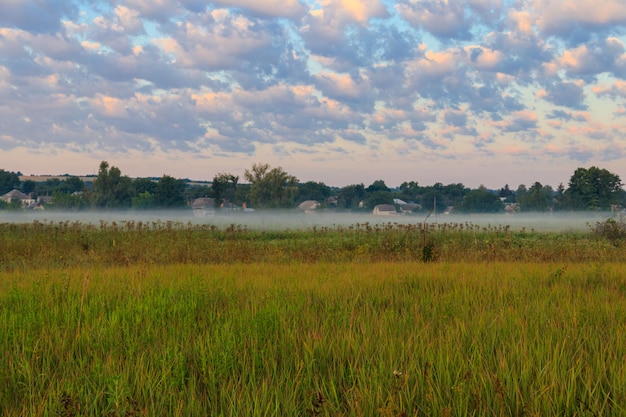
[0,0,625,187]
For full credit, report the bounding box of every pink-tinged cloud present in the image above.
[314,71,367,100]
[593,80,626,99]
[319,0,389,25]
[154,14,271,70]
[531,0,626,37]
[210,0,307,19]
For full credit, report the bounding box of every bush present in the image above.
[589,216,626,243]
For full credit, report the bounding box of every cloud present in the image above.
[537,80,587,109]
[501,111,538,133]
[396,0,503,40]
[531,0,626,41]
[209,0,307,19]
[0,0,78,34]
[2,0,626,187]
[593,80,626,99]
[553,37,626,80]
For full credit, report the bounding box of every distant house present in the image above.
[297,200,321,213]
[37,195,54,205]
[1,189,34,207]
[220,201,240,211]
[191,197,215,217]
[372,204,397,216]
[399,203,422,214]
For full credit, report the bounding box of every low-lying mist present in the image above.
[0,209,616,232]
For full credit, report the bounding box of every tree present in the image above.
[132,191,155,210]
[458,186,504,213]
[499,184,514,203]
[21,180,36,195]
[566,166,624,210]
[0,169,20,195]
[212,173,239,207]
[417,183,469,213]
[92,161,133,208]
[337,184,366,210]
[133,178,158,195]
[517,182,553,211]
[154,175,187,208]
[366,180,390,193]
[364,179,393,209]
[553,183,567,211]
[52,191,88,210]
[397,181,420,202]
[296,181,331,205]
[364,190,394,209]
[244,163,298,209]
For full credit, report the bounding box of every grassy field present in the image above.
[1,220,626,416]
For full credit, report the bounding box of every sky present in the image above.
[1,0,626,189]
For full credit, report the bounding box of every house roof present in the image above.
[373,204,396,212]
[1,189,29,201]
[191,197,215,209]
[297,200,320,211]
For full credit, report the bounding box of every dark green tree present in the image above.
[21,180,37,195]
[553,183,567,211]
[131,191,155,210]
[565,166,624,210]
[337,184,366,210]
[0,169,20,195]
[52,191,88,210]
[92,161,133,208]
[58,177,85,194]
[244,163,298,209]
[186,185,212,201]
[366,180,390,193]
[212,173,239,207]
[458,186,504,213]
[296,181,331,205]
[418,183,469,213]
[133,178,158,195]
[364,190,394,209]
[154,175,187,208]
[397,181,420,202]
[499,184,515,203]
[517,182,553,211]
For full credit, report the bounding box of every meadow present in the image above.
[1,218,625,416]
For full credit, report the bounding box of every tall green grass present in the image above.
[2,262,625,416]
[1,220,624,271]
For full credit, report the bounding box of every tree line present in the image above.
[0,162,624,213]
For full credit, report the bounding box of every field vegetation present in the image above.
[1,219,626,416]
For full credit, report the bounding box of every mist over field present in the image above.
[0,209,615,232]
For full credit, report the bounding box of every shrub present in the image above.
[589,216,626,243]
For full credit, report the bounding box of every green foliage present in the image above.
[296,181,331,205]
[92,161,133,209]
[51,191,88,210]
[154,175,187,208]
[337,183,366,210]
[212,172,239,207]
[132,177,158,195]
[0,169,20,195]
[566,166,624,210]
[589,217,626,244]
[458,186,504,213]
[517,181,554,211]
[131,191,155,210]
[1,220,625,272]
[2,262,626,415]
[366,179,390,193]
[364,190,394,209]
[418,182,469,212]
[244,163,298,209]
